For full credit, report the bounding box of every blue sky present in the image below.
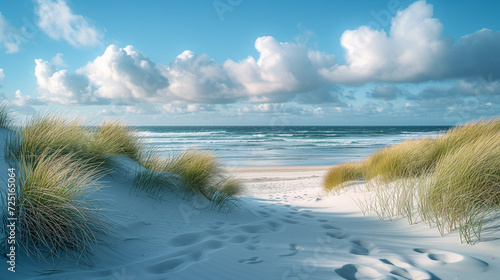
[0,0,499,125]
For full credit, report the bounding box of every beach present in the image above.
[3,161,499,279]
[1,0,500,278]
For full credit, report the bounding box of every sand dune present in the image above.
[2,159,499,279]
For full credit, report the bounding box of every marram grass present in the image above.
[93,120,143,162]
[423,131,500,242]
[7,115,146,172]
[362,138,437,182]
[9,150,107,262]
[323,118,500,243]
[135,148,241,210]
[2,113,242,265]
[323,162,363,193]
[7,115,111,172]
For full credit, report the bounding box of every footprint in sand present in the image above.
[380,258,438,280]
[413,248,489,272]
[148,258,185,274]
[238,257,263,264]
[147,240,224,274]
[335,264,387,280]
[168,232,205,247]
[326,231,351,239]
[238,220,284,234]
[349,240,378,256]
[279,243,303,257]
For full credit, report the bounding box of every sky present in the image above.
[0,0,499,126]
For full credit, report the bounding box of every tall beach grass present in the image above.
[2,113,241,264]
[7,115,108,171]
[323,118,500,243]
[93,120,143,162]
[7,115,146,173]
[135,148,241,211]
[6,150,107,262]
[323,162,363,193]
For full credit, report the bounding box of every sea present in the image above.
[134,126,451,166]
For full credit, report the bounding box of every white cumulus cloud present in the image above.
[35,58,100,104]
[35,0,103,47]
[80,45,169,104]
[224,36,336,100]
[158,50,242,104]
[319,0,500,84]
[12,89,44,106]
[320,0,451,83]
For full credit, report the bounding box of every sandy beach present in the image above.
[3,160,499,279]
[1,0,500,278]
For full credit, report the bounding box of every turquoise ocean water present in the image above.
[135,126,450,166]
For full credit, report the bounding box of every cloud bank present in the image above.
[30,0,500,122]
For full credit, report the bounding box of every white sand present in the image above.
[2,152,500,279]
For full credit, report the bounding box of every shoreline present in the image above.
[226,165,330,196]
[226,164,332,171]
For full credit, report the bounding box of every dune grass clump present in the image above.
[93,120,143,162]
[362,138,438,182]
[6,115,147,173]
[133,151,185,198]
[422,131,500,242]
[164,149,241,210]
[6,115,106,168]
[135,148,241,210]
[10,150,107,262]
[323,118,500,243]
[163,149,221,193]
[323,162,364,193]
